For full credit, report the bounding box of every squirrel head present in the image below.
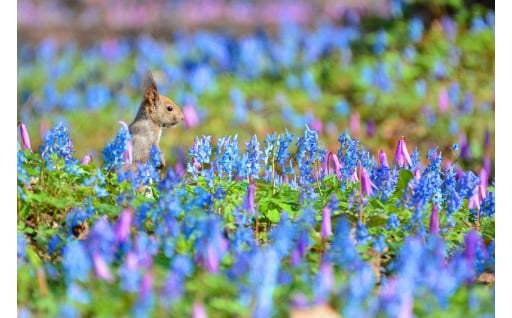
[141,70,184,128]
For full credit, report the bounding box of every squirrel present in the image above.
[128,70,184,168]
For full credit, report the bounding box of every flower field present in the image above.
[17,1,495,317]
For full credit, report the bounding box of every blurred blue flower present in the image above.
[335,99,350,117]
[373,29,388,56]
[86,85,111,110]
[249,247,280,318]
[471,17,487,32]
[408,17,424,43]
[327,216,361,269]
[269,212,296,257]
[62,240,91,283]
[17,233,27,263]
[87,217,115,263]
[119,252,141,293]
[58,304,80,318]
[66,282,90,304]
[387,213,400,230]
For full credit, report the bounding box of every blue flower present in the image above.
[40,122,76,166]
[85,85,111,110]
[373,29,388,55]
[387,213,400,230]
[102,124,131,171]
[249,247,280,318]
[118,252,141,293]
[62,240,91,283]
[408,17,424,43]
[216,135,240,180]
[240,135,262,180]
[17,233,27,263]
[327,216,361,269]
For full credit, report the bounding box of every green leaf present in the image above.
[394,169,414,196]
[265,209,281,223]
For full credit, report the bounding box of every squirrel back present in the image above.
[129,70,184,166]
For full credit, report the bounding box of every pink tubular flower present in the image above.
[140,272,153,301]
[193,301,208,318]
[323,152,342,181]
[18,122,32,151]
[310,117,323,133]
[183,104,200,129]
[393,136,413,168]
[479,168,488,200]
[414,168,421,181]
[360,167,377,196]
[350,111,360,136]
[429,205,440,235]
[378,149,389,169]
[321,206,333,239]
[93,253,113,282]
[247,180,255,215]
[438,87,449,112]
[80,154,92,165]
[114,208,133,243]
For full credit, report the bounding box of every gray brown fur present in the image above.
[128,70,184,167]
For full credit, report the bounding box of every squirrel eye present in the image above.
[166,106,173,112]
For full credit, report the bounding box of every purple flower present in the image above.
[321,206,333,239]
[92,253,113,282]
[360,167,377,197]
[483,155,491,176]
[393,136,413,168]
[366,119,376,137]
[464,230,482,283]
[483,129,491,150]
[414,168,421,181]
[18,122,32,151]
[193,301,208,318]
[459,133,471,160]
[114,208,133,243]
[246,180,256,216]
[350,111,360,136]
[378,150,389,168]
[429,205,440,235]
[119,252,140,292]
[438,88,449,112]
[314,261,334,302]
[183,104,200,129]
[80,154,92,165]
[323,152,342,181]
[140,272,153,301]
[479,168,488,200]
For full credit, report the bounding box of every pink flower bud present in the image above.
[438,87,449,112]
[350,111,360,136]
[393,136,413,168]
[183,104,200,129]
[429,205,440,235]
[193,301,208,318]
[80,154,92,165]
[378,149,389,168]
[360,167,377,196]
[18,122,32,152]
[321,206,333,239]
[93,253,113,282]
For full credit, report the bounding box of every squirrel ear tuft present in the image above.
[142,70,158,93]
[142,70,159,106]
